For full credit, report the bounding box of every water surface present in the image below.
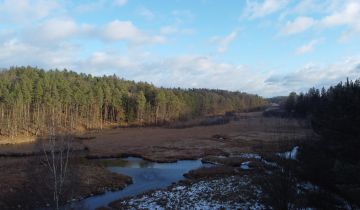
[69,157,208,210]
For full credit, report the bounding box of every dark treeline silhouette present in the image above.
[284,78,360,206]
[0,66,266,138]
[285,78,360,151]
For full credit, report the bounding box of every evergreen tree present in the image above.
[0,67,266,137]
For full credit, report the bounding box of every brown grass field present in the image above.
[83,112,312,161]
[0,112,313,209]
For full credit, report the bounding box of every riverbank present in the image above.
[0,156,132,209]
[108,152,353,210]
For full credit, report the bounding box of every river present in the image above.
[67,157,210,210]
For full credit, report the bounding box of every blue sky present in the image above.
[0,0,360,96]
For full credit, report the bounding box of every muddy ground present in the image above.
[0,112,314,209]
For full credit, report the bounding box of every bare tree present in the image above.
[42,108,71,210]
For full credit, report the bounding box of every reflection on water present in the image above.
[68,157,209,210]
[139,160,154,168]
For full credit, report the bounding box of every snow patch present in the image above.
[238,153,262,159]
[118,176,266,209]
[240,161,251,170]
[277,146,299,160]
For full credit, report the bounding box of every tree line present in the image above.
[285,78,360,161]
[284,78,360,205]
[285,78,360,146]
[0,66,266,137]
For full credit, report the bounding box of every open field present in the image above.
[83,112,312,162]
[0,112,314,209]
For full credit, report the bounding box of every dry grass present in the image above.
[0,157,132,209]
[0,139,85,156]
[83,112,312,161]
[0,112,313,209]
[0,135,37,145]
[0,112,311,160]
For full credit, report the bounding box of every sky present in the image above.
[0,0,360,97]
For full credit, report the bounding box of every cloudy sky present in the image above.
[1,0,360,96]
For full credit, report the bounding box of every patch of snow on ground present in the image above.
[240,161,251,170]
[238,153,262,159]
[277,146,299,160]
[298,181,319,191]
[262,159,278,167]
[215,155,228,159]
[117,176,266,210]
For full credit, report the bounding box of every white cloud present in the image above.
[0,29,15,42]
[171,10,194,24]
[280,16,316,35]
[77,54,270,95]
[321,1,360,27]
[0,0,358,98]
[35,19,78,41]
[101,54,360,97]
[160,25,194,35]
[1,35,359,97]
[295,39,319,55]
[0,0,59,23]
[79,51,141,75]
[22,18,95,45]
[138,6,155,20]
[265,56,360,94]
[73,52,278,95]
[79,53,360,97]
[160,26,178,35]
[339,22,360,41]
[278,1,360,39]
[320,0,360,40]
[242,0,289,19]
[211,31,237,53]
[102,20,165,45]
[74,1,106,13]
[0,39,78,69]
[114,0,127,7]
[292,0,325,14]
[279,0,332,20]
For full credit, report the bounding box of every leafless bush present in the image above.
[41,131,71,210]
